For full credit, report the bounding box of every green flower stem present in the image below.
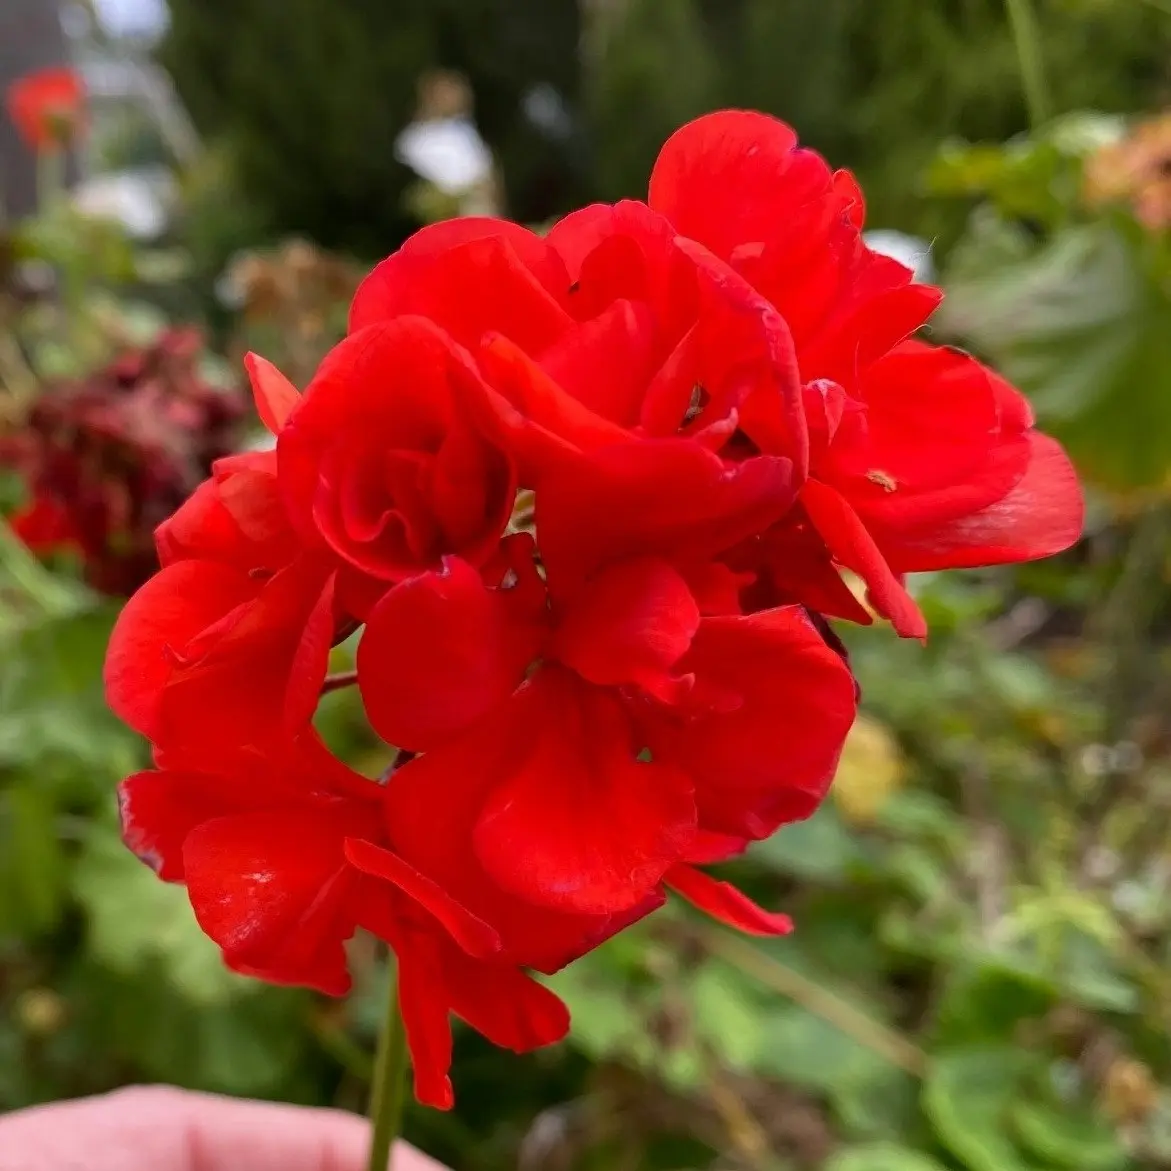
[1004,0,1051,129]
[366,959,409,1171]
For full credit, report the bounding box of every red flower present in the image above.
[347,111,1081,631]
[101,108,1085,1114]
[347,212,803,588]
[122,726,792,1107]
[6,67,85,151]
[357,542,858,915]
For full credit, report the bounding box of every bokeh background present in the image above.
[4,1,1171,1168]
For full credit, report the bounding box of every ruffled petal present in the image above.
[536,438,795,593]
[639,608,857,841]
[183,809,360,996]
[348,234,571,354]
[393,926,456,1110]
[799,479,927,639]
[358,557,544,752]
[552,556,699,703]
[879,432,1084,571]
[154,559,336,762]
[104,561,257,740]
[474,668,696,914]
[384,727,651,974]
[244,352,301,434]
[649,111,829,262]
[343,838,501,959]
[351,218,570,331]
[666,863,792,936]
[443,947,571,1053]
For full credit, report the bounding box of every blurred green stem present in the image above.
[1098,505,1171,746]
[35,148,64,214]
[366,959,409,1171]
[695,924,927,1076]
[1004,0,1050,128]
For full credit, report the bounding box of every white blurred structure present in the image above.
[395,117,493,196]
[86,0,168,41]
[863,230,935,284]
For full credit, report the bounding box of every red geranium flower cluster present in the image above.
[4,328,247,595]
[103,112,1083,1108]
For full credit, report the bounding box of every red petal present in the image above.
[278,320,457,544]
[104,561,256,740]
[117,763,316,881]
[117,770,218,882]
[744,513,875,626]
[393,927,456,1109]
[384,730,645,974]
[671,236,808,472]
[537,299,660,427]
[156,452,298,572]
[244,353,301,434]
[686,831,750,865]
[537,438,795,593]
[474,668,696,914]
[546,200,695,336]
[351,218,570,330]
[677,562,754,616]
[444,947,570,1052]
[154,560,335,761]
[879,432,1083,570]
[154,479,241,568]
[343,838,501,959]
[801,275,942,388]
[799,479,927,639]
[639,608,857,841]
[183,809,360,996]
[358,557,544,752]
[649,111,829,262]
[473,332,630,462]
[348,234,571,353]
[666,863,792,936]
[552,557,699,703]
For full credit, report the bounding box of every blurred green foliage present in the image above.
[159,0,582,255]
[160,0,1169,256]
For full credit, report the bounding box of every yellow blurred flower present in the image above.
[832,714,906,825]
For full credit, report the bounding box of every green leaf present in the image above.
[0,782,67,935]
[939,218,1171,490]
[753,803,866,882]
[1010,1100,1126,1171]
[691,963,764,1072]
[826,1143,949,1171]
[74,821,251,1006]
[932,960,1056,1047]
[757,996,912,1138]
[923,1048,1042,1171]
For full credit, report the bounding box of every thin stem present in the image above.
[695,924,927,1076]
[366,959,409,1171]
[321,670,359,694]
[1004,0,1051,129]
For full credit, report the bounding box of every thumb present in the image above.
[0,1086,448,1171]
